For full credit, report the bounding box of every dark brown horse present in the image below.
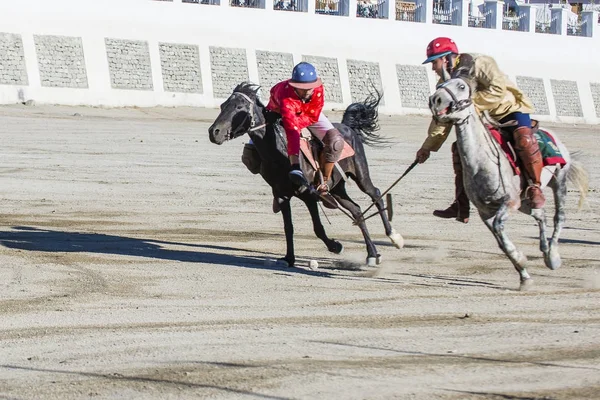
[208,83,403,268]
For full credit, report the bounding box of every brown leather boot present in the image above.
[433,142,469,223]
[513,126,545,209]
[318,161,335,193]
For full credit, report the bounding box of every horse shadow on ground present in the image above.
[0,364,290,400]
[0,226,331,277]
[312,341,600,372]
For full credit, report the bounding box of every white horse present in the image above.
[429,78,589,290]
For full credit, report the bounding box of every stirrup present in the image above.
[316,183,330,194]
[524,184,545,209]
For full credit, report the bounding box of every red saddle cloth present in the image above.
[487,126,521,176]
[486,125,567,176]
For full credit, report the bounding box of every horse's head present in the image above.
[208,83,262,145]
[429,78,473,125]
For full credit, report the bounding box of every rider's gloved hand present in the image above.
[416,148,431,164]
[288,164,308,188]
[264,110,281,124]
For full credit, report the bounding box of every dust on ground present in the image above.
[0,104,598,399]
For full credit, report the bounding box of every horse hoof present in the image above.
[388,229,404,249]
[366,257,377,267]
[519,279,534,291]
[276,257,293,268]
[376,254,382,265]
[544,248,561,270]
[328,241,344,255]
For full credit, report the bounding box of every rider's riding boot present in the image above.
[513,126,545,209]
[433,142,470,223]
[318,161,335,193]
[317,161,337,209]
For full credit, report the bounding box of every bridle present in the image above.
[436,79,473,113]
[228,91,266,136]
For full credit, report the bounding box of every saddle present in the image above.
[298,128,355,189]
[487,121,567,177]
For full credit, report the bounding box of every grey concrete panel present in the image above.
[590,82,600,119]
[347,59,384,105]
[210,47,248,98]
[105,38,153,90]
[159,43,202,94]
[516,76,549,115]
[0,32,28,85]
[396,65,429,109]
[35,35,88,88]
[302,55,343,103]
[551,79,583,117]
[256,50,293,101]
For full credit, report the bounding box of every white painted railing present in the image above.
[155,0,599,37]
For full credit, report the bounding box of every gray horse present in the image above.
[429,78,589,290]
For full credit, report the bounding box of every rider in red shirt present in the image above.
[266,62,344,193]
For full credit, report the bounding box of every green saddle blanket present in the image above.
[534,129,566,166]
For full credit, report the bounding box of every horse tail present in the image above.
[341,88,389,147]
[566,159,589,211]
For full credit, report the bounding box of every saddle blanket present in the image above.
[487,126,567,175]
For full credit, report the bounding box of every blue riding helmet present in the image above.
[289,62,323,90]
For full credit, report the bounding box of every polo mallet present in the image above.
[354,159,419,225]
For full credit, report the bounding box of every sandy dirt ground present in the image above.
[0,103,598,400]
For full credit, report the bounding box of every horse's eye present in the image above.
[237,105,244,110]
[459,84,466,90]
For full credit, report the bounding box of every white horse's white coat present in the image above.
[429,79,589,290]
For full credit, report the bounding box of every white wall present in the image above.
[0,0,599,123]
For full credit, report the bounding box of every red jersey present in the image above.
[266,80,325,156]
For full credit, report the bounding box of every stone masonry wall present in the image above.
[210,47,248,99]
[590,82,600,119]
[256,50,294,101]
[0,33,28,85]
[34,35,88,88]
[516,76,549,115]
[551,79,583,117]
[396,65,429,109]
[302,55,343,103]
[159,43,202,94]
[105,38,153,90]
[346,59,384,105]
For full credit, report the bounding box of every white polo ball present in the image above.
[308,260,319,270]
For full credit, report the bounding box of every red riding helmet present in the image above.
[423,37,459,64]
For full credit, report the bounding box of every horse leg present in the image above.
[481,204,532,290]
[330,183,379,267]
[530,207,553,269]
[278,198,296,268]
[299,193,344,255]
[352,163,404,249]
[545,170,567,270]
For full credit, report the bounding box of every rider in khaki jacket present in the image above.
[415,37,544,223]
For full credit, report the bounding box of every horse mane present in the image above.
[233,82,266,108]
